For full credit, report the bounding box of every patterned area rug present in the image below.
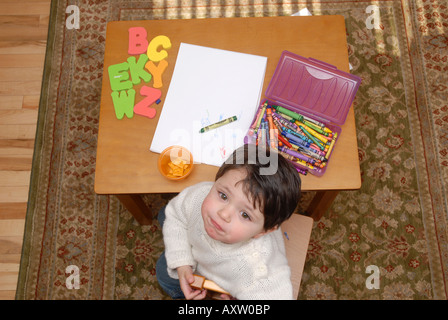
[16,0,448,299]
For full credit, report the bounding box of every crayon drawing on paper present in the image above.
[150,43,267,167]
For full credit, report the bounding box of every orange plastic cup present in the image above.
[157,145,194,180]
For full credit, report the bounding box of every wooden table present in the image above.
[95,16,361,225]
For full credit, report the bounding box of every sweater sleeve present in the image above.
[231,231,294,300]
[162,183,208,279]
[234,268,293,300]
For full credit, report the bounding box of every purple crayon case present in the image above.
[246,51,361,176]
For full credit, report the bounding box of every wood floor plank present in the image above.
[0,203,27,219]
[0,220,25,237]
[0,96,23,109]
[0,124,37,140]
[0,171,31,187]
[0,81,42,96]
[0,0,50,2]
[0,253,21,263]
[0,109,38,125]
[0,262,20,272]
[22,95,40,109]
[0,187,29,203]
[0,2,51,16]
[0,139,35,153]
[0,156,32,170]
[0,272,18,291]
[0,290,15,300]
[0,25,48,41]
[0,67,43,82]
[0,236,24,254]
[0,40,46,54]
[0,15,40,27]
[0,54,45,68]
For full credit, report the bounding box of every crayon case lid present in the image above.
[265,51,361,125]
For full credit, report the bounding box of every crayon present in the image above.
[298,146,327,162]
[295,167,308,175]
[274,111,294,122]
[249,108,263,136]
[283,131,310,148]
[298,125,326,150]
[272,105,304,122]
[277,134,293,148]
[280,146,316,165]
[265,120,270,142]
[300,122,330,144]
[250,104,264,129]
[323,126,333,135]
[279,150,309,170]
[258,121,267,147]
[272,112,298,130]
[310,143,328,155]
[253,101,268,134]
[301,115,325,128]
[295,158,315,170]
[293,141,326,156]
[301,120,329,137]
[325,132,338,160]
[200,115,238,133]
[272,117,284,133]
[266,108,278,149]
[284,127,313,144]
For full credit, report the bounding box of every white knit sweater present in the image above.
[162,182,293,300]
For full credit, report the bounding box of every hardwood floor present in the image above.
[0,0,51,300]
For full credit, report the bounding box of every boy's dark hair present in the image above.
[215,144,301,230]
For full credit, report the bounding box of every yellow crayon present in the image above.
[298,125,325,150]
[323,126,333,135]
[254,101,268,134]
[295,159,314,170]
[302,120,329,136]
[300,122,329,144]
[325,132,338,159]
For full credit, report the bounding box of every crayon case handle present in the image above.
[308,57,337,70]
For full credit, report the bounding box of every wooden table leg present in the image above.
[306,190,339,221]
[116,194,153,225]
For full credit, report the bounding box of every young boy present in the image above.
[156,144,302,299]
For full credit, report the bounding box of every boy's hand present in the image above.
[177,265,207,300]
[218,293,236,300]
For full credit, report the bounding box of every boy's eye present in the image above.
[241,212,251,220]
[218,192,227,200]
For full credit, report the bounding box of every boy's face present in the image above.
[201,168,274,244]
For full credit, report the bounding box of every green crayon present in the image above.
[199,116,238,133]
[299,125,325,151]
[272,105,304,122]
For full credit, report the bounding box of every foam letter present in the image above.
[127,54,152,85]
[108,62,132,92]
[133,86,161,119]
[144,59,168,88]
[147,35,171,62]
[128,27,149,55]
[111,89,136,119]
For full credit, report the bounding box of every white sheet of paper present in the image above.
[150,43,267,167]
